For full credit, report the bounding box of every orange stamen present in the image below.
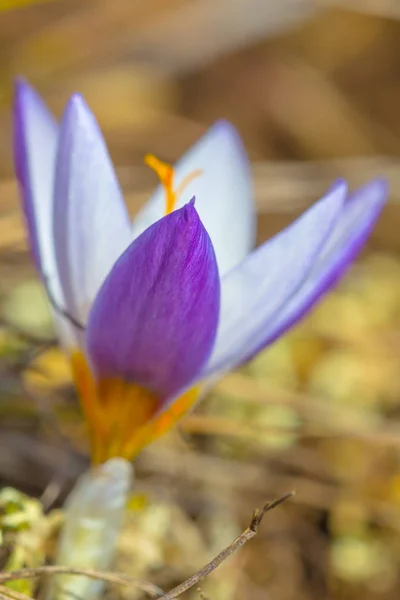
[144,154,176,215]
[145,153,203,215]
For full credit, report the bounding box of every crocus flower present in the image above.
[14,80,388,465]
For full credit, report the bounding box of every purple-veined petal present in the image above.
[86,202,220,399]
[53,94,132,328]
[13,79,76,347]
[246,179,388,356]
[13,79,57,273]
[132,120,255,275]
[202,178,388,378]
[201,180,348,378]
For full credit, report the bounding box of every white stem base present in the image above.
[47,458,133,600]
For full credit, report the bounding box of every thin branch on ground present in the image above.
[157,491,295,600]
[0,567,163,598]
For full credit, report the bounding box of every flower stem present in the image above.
[46,458,133,600]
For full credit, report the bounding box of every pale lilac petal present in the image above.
[13,79,57,273]
[13,79,76,347]
[87,202,220,399]
[201,180,348,377]
[202,179,387,378]
[53,94,132,326]
[132,120,255,275]
[248,179,388,355]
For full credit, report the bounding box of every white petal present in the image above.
[132,120,256,275]
[13,79,76,348]
[202,181,350,378]
[53,95,132,328]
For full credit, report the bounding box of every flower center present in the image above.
[71,351,200,464]
[145,154,202,215]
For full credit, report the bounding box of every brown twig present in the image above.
[0,567,163,598]
[157,492,295,600]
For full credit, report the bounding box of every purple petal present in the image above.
[202,178,388,378]
[53,94,132,326]
[86,202,220,399]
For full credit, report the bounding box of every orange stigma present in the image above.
[145,154,202,215]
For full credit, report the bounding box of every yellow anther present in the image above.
[145,153,203,216]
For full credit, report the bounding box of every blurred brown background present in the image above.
[2,1,400,600]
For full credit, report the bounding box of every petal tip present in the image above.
[14,76,28,98]
[210,119,245,150]
[181,197,199,222]
[351,177,389,214]
[60,93,104,150]
[64,92,90,120]
[212,120,251,179]
[13,78,39,112]
[330,178,348,193]
[367,177,389,201]
[212,118,237,134]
